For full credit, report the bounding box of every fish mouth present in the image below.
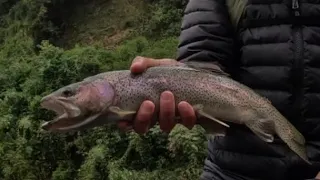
[40,96,82,132]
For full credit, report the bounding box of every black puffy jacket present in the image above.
[176,0,320,179]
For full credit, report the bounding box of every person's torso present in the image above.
[210,1,320,179]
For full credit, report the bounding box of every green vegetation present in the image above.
[0,0,208,179]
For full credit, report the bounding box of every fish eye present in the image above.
[62,89,74,97]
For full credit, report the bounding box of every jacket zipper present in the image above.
[292,0,304,124]
[292,0,300,16]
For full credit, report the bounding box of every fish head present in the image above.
[40,79,116,133]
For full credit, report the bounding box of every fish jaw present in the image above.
[40,104,124,133]
[40,95,85,132]
[41,112,103,133]
[40,79,118,132]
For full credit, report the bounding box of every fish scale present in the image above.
[40,65,311,165]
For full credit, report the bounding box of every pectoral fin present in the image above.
[108,106,136,119]
[175,115,227,136]
[246,119,275,143]
[183,61,230,77]
[193,104,230,128]
[197,118,227,136]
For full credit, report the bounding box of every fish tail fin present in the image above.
[279,132,311,165]
[274,119,311,165]
[246,114,311,165]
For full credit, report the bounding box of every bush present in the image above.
[138,0,188,38]
[0,37,208,179]
[0,0,209,179]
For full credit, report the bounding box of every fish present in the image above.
[39,63,311,165]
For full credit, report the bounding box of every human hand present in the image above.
[117,56,197,134]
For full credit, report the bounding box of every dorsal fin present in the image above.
[152,61,230,77]
[183,61,230,77]
[262,96,272,104]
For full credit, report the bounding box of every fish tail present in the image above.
[274,118,311,165]
[280,133,311,165]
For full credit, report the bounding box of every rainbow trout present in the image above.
[40,64,311,164]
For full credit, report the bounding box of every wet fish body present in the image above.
[40,65,311,165]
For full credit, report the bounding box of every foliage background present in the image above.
[0,0,209,179]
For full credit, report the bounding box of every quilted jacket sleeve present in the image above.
[176,0,235,73]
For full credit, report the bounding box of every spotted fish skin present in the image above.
[88,66,310,164]
[41,65,311,165]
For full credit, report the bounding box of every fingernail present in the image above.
[135,59,143,65]
[162,92,172,101]
[142,101,154,113]
[179,102,188,110]
[145,105,153,113]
